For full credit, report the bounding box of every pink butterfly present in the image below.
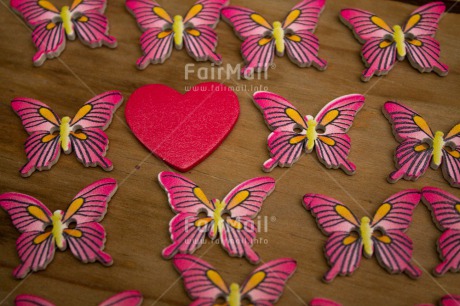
[417,295,460,306]
[159,172,275,264]
[340,2,448,81]
[11,91,123,177]
[173,254,296,305]
[15,291,143,306]
[383,101,460,188]
[303,189,422,282]
[11,0,117,66]
[126,0,228,69]
[0,178,116,279]
[221,0,327,78]
[422,187,460,276]
[253,91,365,174]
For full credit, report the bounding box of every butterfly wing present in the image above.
[0,193,55,279]
[183,26,222,64]
[15,295,55,306]
[69,0,116,42]
[136,28,174,69]
[158,172,215,258]
[68,91,122,171]
[253,91,307,131]
[158,172,216,215]
[239,35,275,77]
[370,189,421,232]
[314,94,365,134]
[221,6,274,77]
[314,94,365,174]
[71,10,117,48]
[11,0,59,27]
[218,177,275,264]
[284,30,327,70]
[221,6,272,40]
[183,0,228,28]
[383,101,435,183]
[282,0,325,32]
[11,98,62,177]
[422,187,460,232]
[240,258,296,305]
[172,254,229,306]
[69,91,122,129]
[12,0,65,66]
[403,2,445,38]
[303,194,363,282]
[125,0,173,31]
[383,102,434,143]
[442,124,460,187]
[340,9,397,81]
[253,91,308,172]
[178,0,228,62]
[433,227,460,276]
[403,3,448,77]
[340,8,393,43]
[125,0,174,68]
[282,0,327,70]
[404,36,448,76]
[99,291,143,306]
[360,37,397,81]
[422,187,460,275]
[61,178,116,266]
[31,20,66,66]
[222,177,275,218]
[370,189,422,278]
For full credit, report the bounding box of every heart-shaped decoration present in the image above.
[125,82,240,171]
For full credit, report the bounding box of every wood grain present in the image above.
[0,0,459,305]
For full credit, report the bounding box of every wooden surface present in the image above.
[0,0,459,305]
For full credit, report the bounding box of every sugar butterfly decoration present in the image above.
[11,0,117,66]
[221,0,327,78]
[173,254,296,305]
[0,178,116,279]
[340,2,448,81]
[126,0,228,69]
[383,101,460,188]
[422,187,460,276]
[159,172,275,264]
[303,189,422,282]
[253,91,365,174]
[11,91,123,177]
[15,291,143,306]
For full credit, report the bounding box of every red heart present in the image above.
[125,82,240,171]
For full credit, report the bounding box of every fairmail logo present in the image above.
[184,63,272,80]
[183,215,275,233]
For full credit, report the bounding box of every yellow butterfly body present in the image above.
[59,116,71,151]
[228,283,241,306]
[60,6,73,36]
[51,211,65,248]
[360,216,373,257]
[432,131,445,167]
[172,15,184,47]
[212,199,225,236]
[272,21,285,55]
[392,25,406,58]
[306,117,318,152]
